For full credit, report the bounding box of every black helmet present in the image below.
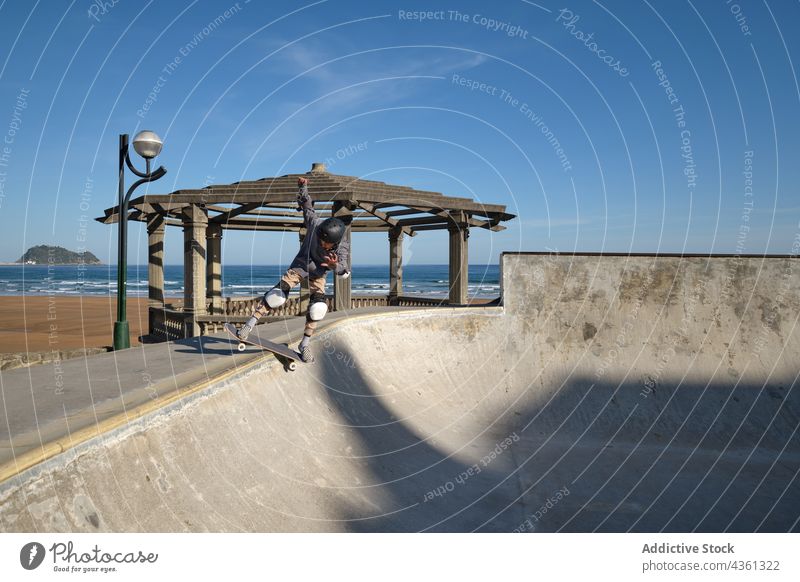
[318,217,346,245]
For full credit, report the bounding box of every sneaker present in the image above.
[237,322,254,341]
[298,344,315,363]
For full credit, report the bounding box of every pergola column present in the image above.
[182,204,208,337]
[389,226,404,305]
[448,212,469,305]
[146,213,165,336]
[206,223,223,315]
[332,201,352,312]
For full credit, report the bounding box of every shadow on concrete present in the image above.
[172,334,244,356]
[316,340,800,532]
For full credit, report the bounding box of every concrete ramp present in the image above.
[1,253,798,532]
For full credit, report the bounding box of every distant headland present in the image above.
[8,245,102,265]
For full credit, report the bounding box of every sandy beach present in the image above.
[0,296,149,353]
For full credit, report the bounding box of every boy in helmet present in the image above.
[237,176,350,362]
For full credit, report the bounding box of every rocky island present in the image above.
[15,245,101,265]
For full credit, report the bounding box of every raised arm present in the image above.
[296,177,318,228]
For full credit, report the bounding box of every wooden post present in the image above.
[146,213,165,336]
[389,226,404,305]
[332,201,352,312]
[182,204,207,337]
[206,223,223,315]
[298,228,309,313]
[448,212,469,305]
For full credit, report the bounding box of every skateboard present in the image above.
[224,323,303,372]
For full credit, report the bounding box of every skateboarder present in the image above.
[236,176,350,363]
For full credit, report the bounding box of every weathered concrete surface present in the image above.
[0,254,798,532]
[0,347,110,371]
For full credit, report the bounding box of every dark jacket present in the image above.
[289,182,350,279]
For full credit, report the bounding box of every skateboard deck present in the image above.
[224,323,303,371]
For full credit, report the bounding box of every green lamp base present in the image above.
[113,320,130,351]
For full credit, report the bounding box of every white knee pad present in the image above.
[265,287,287,308]
[308,301,328,321]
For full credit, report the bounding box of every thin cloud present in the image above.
[522,217,593,227]
[237,41,488,159]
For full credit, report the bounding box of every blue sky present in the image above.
[0,0,798,266]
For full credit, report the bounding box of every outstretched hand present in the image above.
[321,251,338,269]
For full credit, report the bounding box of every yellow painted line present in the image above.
[0,350,271,486]
[0,306,498,486]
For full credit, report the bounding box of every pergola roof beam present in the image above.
[356,202,416,237]
[128,192,504,214]
[393,211,492,231]
[210,202,262,225]
[384,207,434,218]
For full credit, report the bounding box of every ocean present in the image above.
[0,264,501,299]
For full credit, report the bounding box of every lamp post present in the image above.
[113,131,167,350]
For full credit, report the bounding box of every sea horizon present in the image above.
[0,263,501,299]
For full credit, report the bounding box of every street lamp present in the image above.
[113,131,167,350]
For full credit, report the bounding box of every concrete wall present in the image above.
[0,347,109,371]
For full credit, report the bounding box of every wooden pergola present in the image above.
[97,163,515,338]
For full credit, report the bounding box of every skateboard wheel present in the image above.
[288,362,298,372]
[237,343,246,352]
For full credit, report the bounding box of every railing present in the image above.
[149,307,189,341]
[208,295,394,315]
[199,320,227,335]
[149,294,460,341]
[394,295,449,307]
[350,296,388,308]
[218,296,304,318]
